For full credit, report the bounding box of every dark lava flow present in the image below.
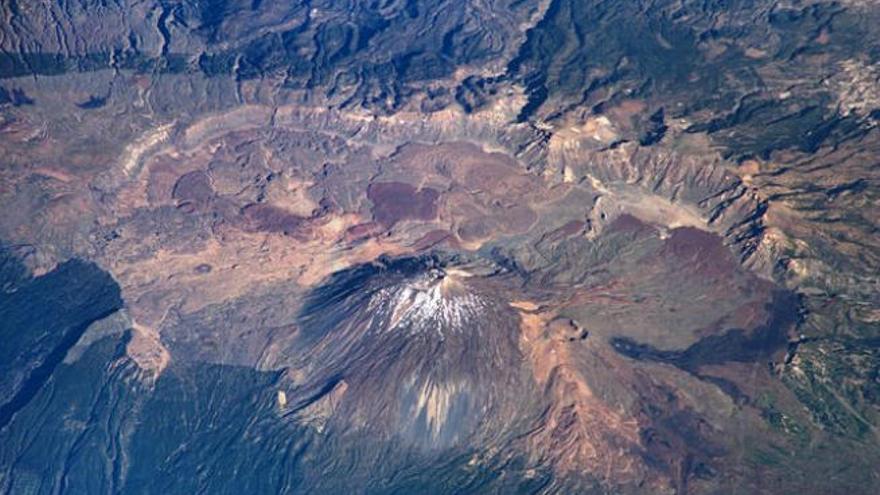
[611,291,801,373]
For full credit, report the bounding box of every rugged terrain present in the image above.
[0,1,878,494]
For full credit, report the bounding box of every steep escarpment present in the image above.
[0,251,122,430]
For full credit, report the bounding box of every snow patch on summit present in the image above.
[367,268,487,338]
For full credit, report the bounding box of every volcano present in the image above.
[290,256,528,451]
